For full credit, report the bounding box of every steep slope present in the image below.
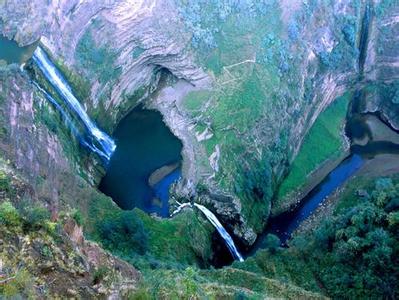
[0,161,140,298]
[0,0,388,245]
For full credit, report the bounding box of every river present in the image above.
[251,110,399,253]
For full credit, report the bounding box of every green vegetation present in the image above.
[76,29,121,84]
[295,176,399,298]
[182,90,211,112]
[87,194,213,268]
[0,198,54,233]
[136,209,213,265]
[130,264,324,299]
[0,170,12,194]
[0,201,20,226]
[93,266,110,285]
[178,0,363,218]
[71,208,83,226]
[231,175,399,299]
[233,246,321,294]
[53,57,91,104]
[261,234,281,254]
[20,202,51,230]
[177,0,351,233]
[277,93,350,202]
[98,210,148,255]
[36,103,59,134]
[0,268,35,299]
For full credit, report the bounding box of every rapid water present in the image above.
[32,46,116,160]
[33,82,112,158]
[193,203,244,262]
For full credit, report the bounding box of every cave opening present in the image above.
[99,104,183,217]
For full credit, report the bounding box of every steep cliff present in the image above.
[1,0,399,298]
[0,0,386,244]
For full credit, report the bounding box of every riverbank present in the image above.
[272,93,351,216]
[292,114,399,241]
[293,150,399,241]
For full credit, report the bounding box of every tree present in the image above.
[262,234,281,254]
[98,211,148,255]
[0,201,20,226]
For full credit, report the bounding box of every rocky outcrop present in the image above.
[0,66,106,215]
[1,216,140,298]
[0,161,140,298]
[361,2,399,129]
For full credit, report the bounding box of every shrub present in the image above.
[0,269,35,298]
[98,211,148,255]
[0,201,20,226]
[261,234,281,254]
[93,266,109,284]
[0,170,12,193]
[299,176,399,298]
[21,204,50,229]
[71,208,84,226]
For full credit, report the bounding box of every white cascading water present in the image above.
[172,202,244,262]
[32,46,116,160]
[33,82,110,159]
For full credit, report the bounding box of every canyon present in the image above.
[0,0,398,298]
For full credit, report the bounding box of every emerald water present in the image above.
[0,35,37,64]
[99,105,182,216]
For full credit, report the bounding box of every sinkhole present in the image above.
[99,104,183,217]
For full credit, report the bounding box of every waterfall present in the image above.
[33,82,112,159]
[171,202,244,262]
[32,46,116,160]
[170,202,193,216]
[194,203,244,262]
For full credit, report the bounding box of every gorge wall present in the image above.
[1,0,398,246]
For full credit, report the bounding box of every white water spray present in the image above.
[172,202,244,262]
[32,46,116,160]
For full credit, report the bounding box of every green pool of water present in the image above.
[99,105,183,216]
[0,35,37,64]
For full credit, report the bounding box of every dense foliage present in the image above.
[304,177,399,298]
[98,210,148,255]
[235,176,399,299]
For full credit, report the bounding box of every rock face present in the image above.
[1,215,140,298]
[0,162,140,298]
[0,66,105,215]
[1,0,398,246]
[361,2,399,129]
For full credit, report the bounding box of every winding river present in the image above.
[252,111,399,252]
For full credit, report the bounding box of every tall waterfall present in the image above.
[33,82,112,159]
[172,202,244,262]
[32,46,116,160]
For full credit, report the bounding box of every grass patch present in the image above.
[135,209,213,265]
[182,90,211,111]
[277,93,351,200]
